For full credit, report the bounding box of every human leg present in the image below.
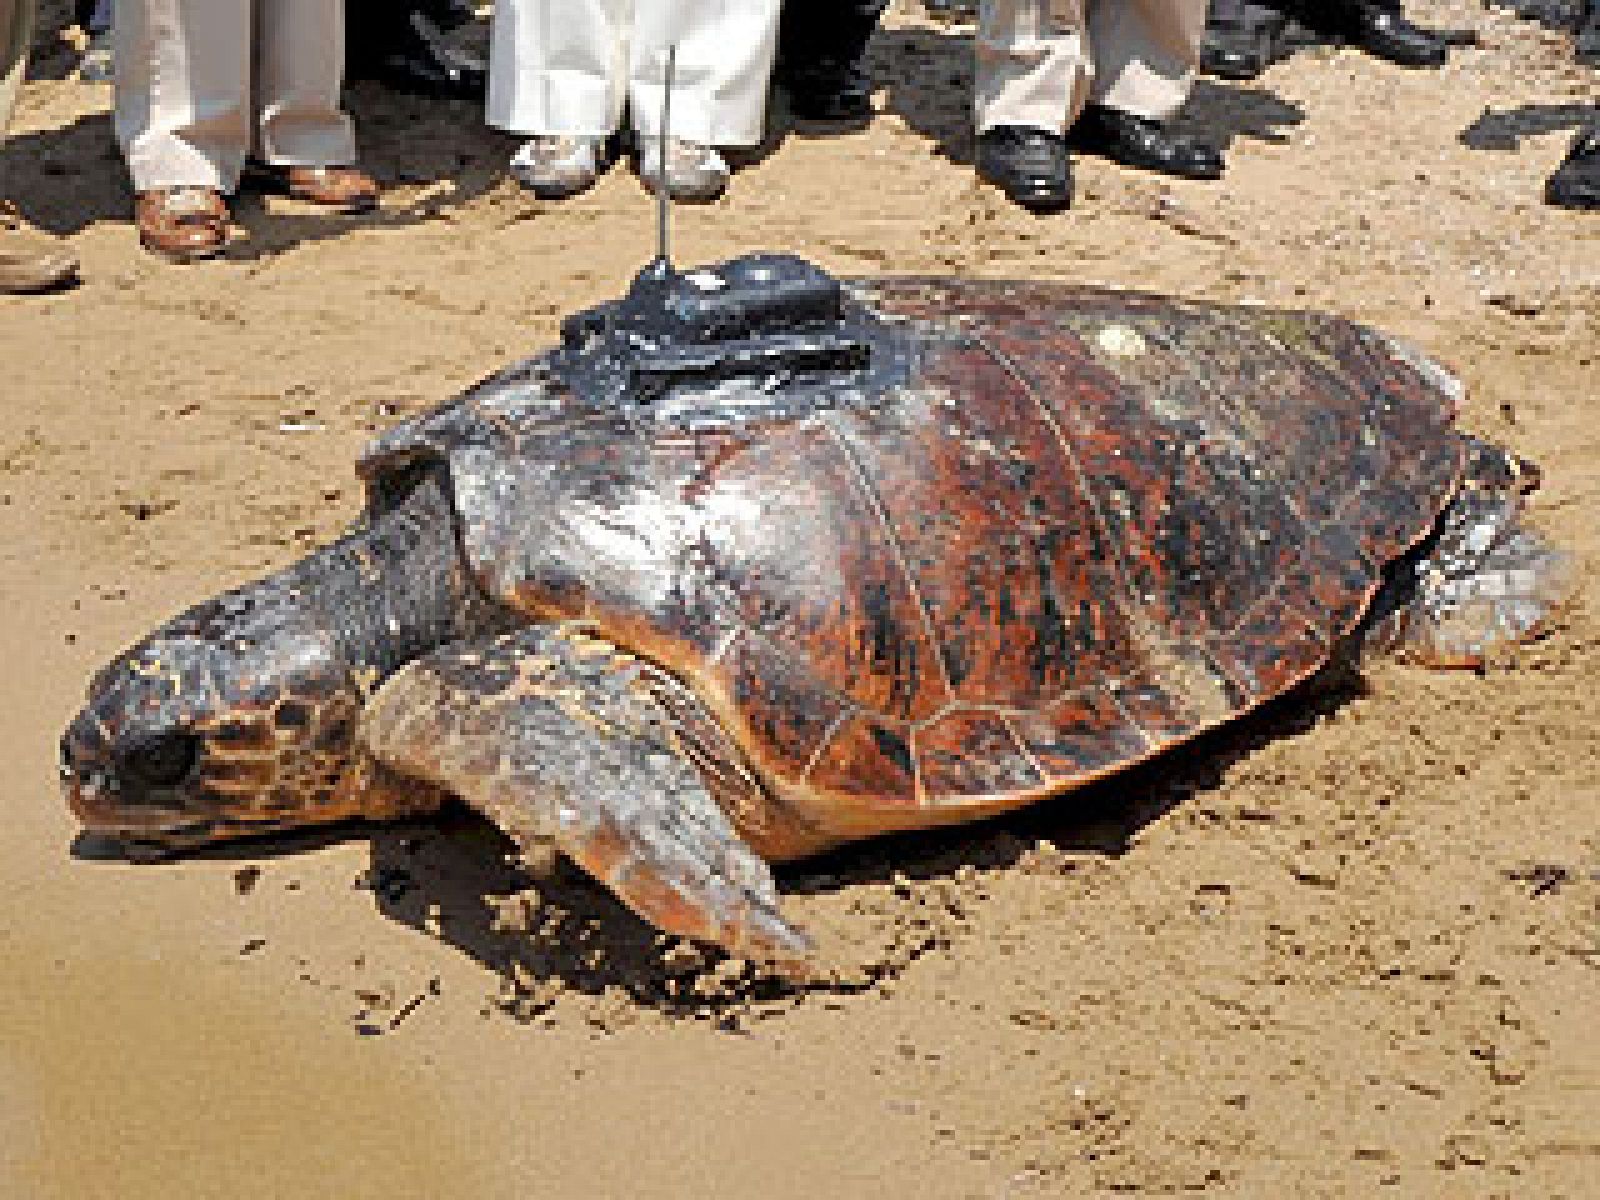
[253,0,374,210]
[115,0,249,258]
[0,0,28,135]
[1200,0,1287,80]
[1085,0,1205,121]
[775,0,887,119]
[1073,0,1223,178]
[626,0,779,200]
[116,0,252,191]
[489,0,627,197]
[343,0,485,98]
[975,0,1091,136]
[630,0,780,147]
[255,0,357,167]
[972,0,1087,212]
[0,0,79,290]
[489,0,628,136]
[76,0,114,81]
[1288,0,1445,67]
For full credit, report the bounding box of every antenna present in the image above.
[655,44,677,269]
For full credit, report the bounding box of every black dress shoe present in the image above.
[779,59,874,121]
[976,126,1072,213]
[1071,106,1225,180]
[1200,6,1286,80]
[1545,126,1600,210]
[1353,7,1447,67]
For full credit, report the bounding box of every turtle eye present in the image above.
[124,734,200,790]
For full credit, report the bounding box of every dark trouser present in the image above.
[344,0,473,70]
[1277,0,1403,31]
[1208,0,1284,23]
[75,0,110,36]
[777,0,888,71]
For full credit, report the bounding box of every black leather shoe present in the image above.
[780,60,874,121]
[1353,7,1447,67]
[1071,107,1225,180]
[976,126,1072,213]
[1545,126,1600,210]
[1200,7,1286,80]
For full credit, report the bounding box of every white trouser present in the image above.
[115,0,356,192]
[489,0,781,146]
[0,0,30,169]
[976,0,1206,134]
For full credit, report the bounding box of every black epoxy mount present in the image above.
[557,253,913,425]
[553,45,911,425]
[599,253,850,346]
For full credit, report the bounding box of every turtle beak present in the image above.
[59,714,189,836]
[60,717,120,828]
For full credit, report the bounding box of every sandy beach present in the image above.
[2,1,1597,1195]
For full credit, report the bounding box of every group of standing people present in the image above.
[1,0,1596,292]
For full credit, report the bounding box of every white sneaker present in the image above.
[509,135,606,199]
[637,137,730,203]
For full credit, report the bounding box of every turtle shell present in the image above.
[358,277,1464,857]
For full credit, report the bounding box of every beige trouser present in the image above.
[115,0,356,192]
[489,0,781,146]
[976,0,1206,134]
[0,0,30,175]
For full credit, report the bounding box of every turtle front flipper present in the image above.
[358,626,813,968]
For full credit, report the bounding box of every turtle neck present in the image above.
[280,469,511,686]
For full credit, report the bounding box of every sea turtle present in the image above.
[61,253,1566,967]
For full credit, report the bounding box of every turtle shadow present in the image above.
[364,665,1366,1023]
[71,820,370,864]
[1457,102,1599,153]
[867,27,1306,168]
[363,812,811,1025]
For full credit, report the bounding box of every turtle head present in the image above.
[61,584,386,855]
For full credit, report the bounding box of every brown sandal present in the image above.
[134,187,230,262]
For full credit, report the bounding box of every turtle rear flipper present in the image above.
[1361,440,1571,667]
[359,626,813,968]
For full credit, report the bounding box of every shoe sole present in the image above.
[640,180,728,204]
[511,143,615,200]
[634,165,729,204]
[239,163,382,212]
[1011,191,1072,214]
[979,176,1072,213]
[513,173,601,200]
[976,163,1072,214]
[1545,186,1600,210]
[281,195,381,215]
[140,235,228,265]
[0,266,80,293]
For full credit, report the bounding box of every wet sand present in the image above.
[3,1,1597,1196]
